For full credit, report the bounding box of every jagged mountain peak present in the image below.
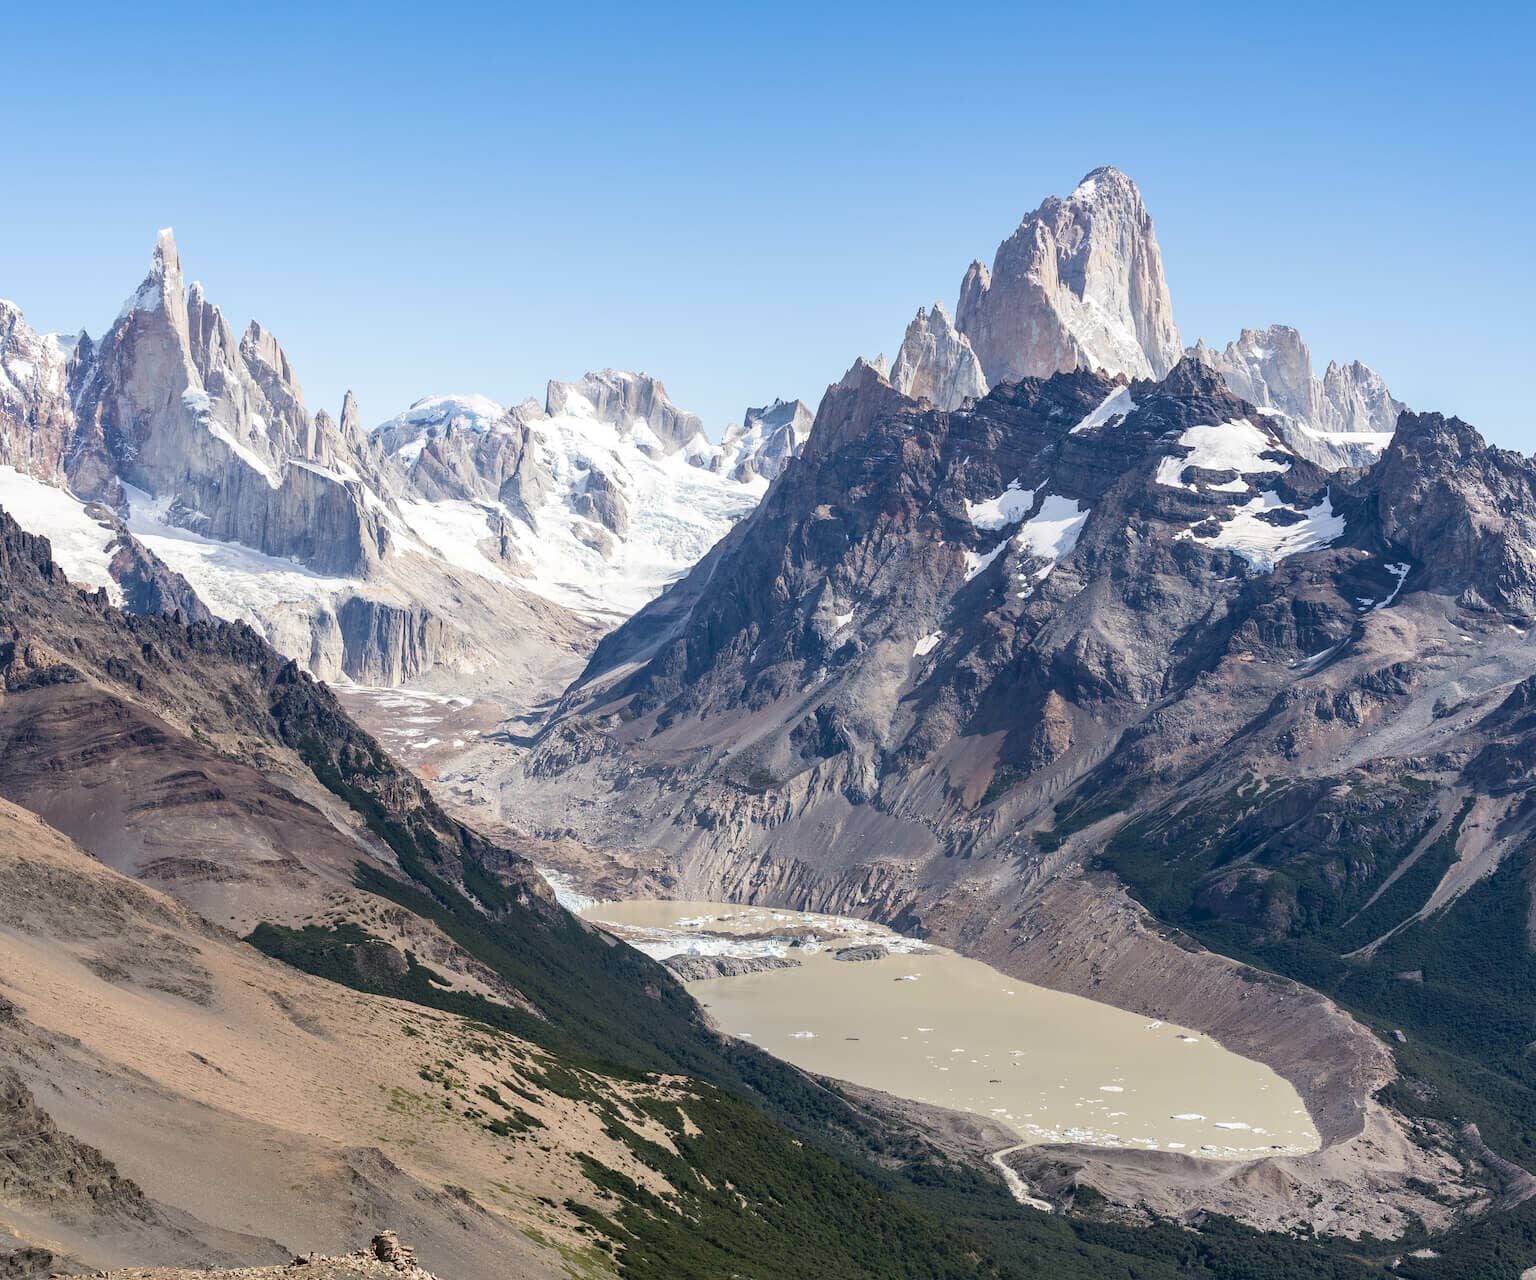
[239,318,305,402]
[1190,324,1405,468]
[880,173,1398,475]
[891,300,987,410]
[1061,163,1141,206]
[837,354,891,390]
[118,227,188,323]
[339,387,362,438]
[151,225,180,275]
[955,166,1181,387]
[718,397,813,483]
[544,368,704,453]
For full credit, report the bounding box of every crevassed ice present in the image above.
[508,407,765,619]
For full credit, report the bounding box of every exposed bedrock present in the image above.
[334,596,447,687]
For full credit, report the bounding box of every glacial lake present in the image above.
[577,896,1320,1160]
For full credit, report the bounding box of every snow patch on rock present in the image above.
[1184,490,1345,572]
[1070,385,1137,434]
[1012,494,1090,595]
[1156,419,1289,491]
[966,481,1034,531]
[0,465,122,599]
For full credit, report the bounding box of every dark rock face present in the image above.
[335,596,446,687]
[523,356,1536,991]
[506,355,1536,1218]
[1371,411,1536,616]
[0,1066,153,1219]
[104,525,215,625]
[0,1247,54,1280]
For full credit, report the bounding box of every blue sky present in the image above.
[3,2,1533,445]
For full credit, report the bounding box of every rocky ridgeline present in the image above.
[1,168,1401,703]
[84,1234,440,1280]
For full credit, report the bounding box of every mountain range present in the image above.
[5,167,1536,1280]
[0,237,805,715]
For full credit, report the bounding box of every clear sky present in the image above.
[3,2,1533,446]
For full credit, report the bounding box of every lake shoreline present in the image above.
[571,892,1321,1162]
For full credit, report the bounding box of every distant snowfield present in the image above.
[0,466,122,601]
[509,407,767,618]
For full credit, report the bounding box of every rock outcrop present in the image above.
[877,171,1401,475]
[662,953,802,981]
[545,368,705,454]
[78,1234,440,1279]
[0,301,77,486]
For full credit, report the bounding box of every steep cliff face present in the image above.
[0,237,656,704]
[528,355,1536,878]
[717,398,813,483]
[0,301,77,486]
[954,167,1182,385]
[372,380,786,620]
[871,171,1402,474]
[67,231,391,577]
[544,368,705,453]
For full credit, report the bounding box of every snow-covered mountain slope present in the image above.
[0,235,803,709]
[715,398,813,483]
[0,464,123,600]
[376,381,772,619]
